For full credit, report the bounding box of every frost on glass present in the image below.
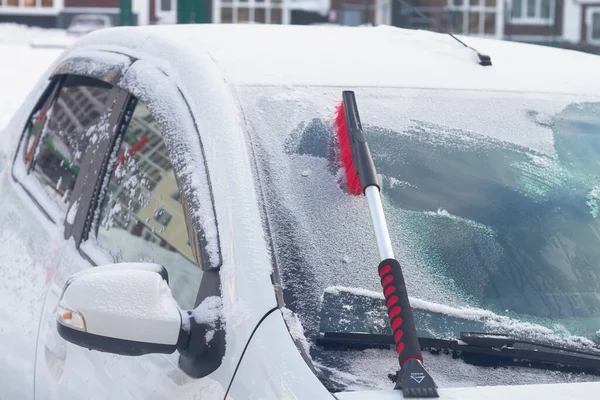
[119,61,220,268]
[240,86,600,389]
[96,101,202,310]
[28,81,110,210]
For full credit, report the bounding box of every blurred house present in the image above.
[0,0,329,27]
[210,0,329,24]
[0,0,144,28]
[0,0,596,52]
[330,0,600,53]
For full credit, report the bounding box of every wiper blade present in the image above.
[317,331,600,371]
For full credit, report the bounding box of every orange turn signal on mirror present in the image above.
[56,304,86,332]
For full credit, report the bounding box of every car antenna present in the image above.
[333,91,439,398]
[396,0,492,66]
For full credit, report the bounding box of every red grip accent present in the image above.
[382,275,394,286]
[396,342,405,354]
[388,306,401,319]
[391,317,402,331]
[394,329,404,342]
[379,264,391,277]
[386,295,399,308]
[384,285,396,297]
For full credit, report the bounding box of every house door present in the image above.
[156,0,177,24]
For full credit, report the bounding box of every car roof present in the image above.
[70,24,600,96]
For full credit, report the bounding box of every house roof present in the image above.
[72,24,600,95]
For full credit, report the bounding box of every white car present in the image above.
[66,14,112,37]
[2,24,600,400]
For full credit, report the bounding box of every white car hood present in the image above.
[335,381,600,399]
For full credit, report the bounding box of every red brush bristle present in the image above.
[334,102,362,195]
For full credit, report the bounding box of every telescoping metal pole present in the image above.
[339,90,439,398]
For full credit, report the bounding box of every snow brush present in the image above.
[334,91,439,398]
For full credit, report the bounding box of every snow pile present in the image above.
[0,23,72,46]
[586,187,600,218]
[282,307,311,355]
[64,24,600,95]
[324,285,597,349]
[66,200,79,225]
[53,49,130,83]
[184,296,223,343]
[60,266,181,344]
[321,346,600,391]
[422,208,494,235]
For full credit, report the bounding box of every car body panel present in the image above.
[70,25,600,93]
[334,382,600,400]
[0,160,65,400]
[227,310,333,400]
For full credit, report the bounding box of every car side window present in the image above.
[95,100,202,309]
[25,75,112,210]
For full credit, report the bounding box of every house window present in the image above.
[2,0,54,7]
[161,0,172,11]
[339,9,362,26]
[594,13,600,39]
[154,208,173,227]
[215,0,288,24]
[588,8,600,43]
[446,0,498,36]
[510,0,554,24]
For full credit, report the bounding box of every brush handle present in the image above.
[378,258,423,365]
[365,186,394,260]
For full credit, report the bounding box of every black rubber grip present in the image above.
[378,258,423,365]
[342,91,380,193]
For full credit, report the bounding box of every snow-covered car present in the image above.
[66,14,112,36]
[2,24,600,400]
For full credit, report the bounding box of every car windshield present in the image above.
[240,86,600,386]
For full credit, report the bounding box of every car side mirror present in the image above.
[56,263,185,356]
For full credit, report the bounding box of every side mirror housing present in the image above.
[57,263,184,356]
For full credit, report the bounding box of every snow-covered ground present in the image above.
[0,24,71,152]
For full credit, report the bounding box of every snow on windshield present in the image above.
[239,85,600,389]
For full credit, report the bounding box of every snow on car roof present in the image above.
[71,24,600,94]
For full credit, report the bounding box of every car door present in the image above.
[0,77,72,400]
[34,62,228,400]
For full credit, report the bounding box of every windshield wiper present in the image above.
[317,331,600,372]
